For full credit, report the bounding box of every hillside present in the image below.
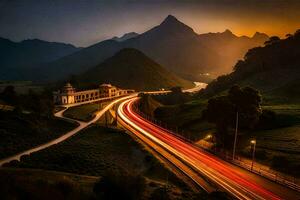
[78,48,194,91]
[0,38,80,80]
[31,15,268,82]
[202,30,300,103]
[198,30,269,74]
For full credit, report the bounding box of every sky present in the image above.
[1,0,300,47]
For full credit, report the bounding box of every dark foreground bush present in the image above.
[0,172,86,200]
[150,187,171,200]
[93,170,146,200]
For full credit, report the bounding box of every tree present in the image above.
[294,29,300,37]
[170,86,182,94]
[228,86,262,129]
[233,60,245,71]
[202,86,262,147]
[285,33,293,38]
[93,170,146,200]
[0,85,18,105]
[202,96,235,147]
[264,36,280,46]
[150,187,171,200]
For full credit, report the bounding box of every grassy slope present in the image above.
[235,104,300,177]
[138,94,163,117]
[145,91,300,177]
[191,34,300,176]
[0,168,97,200]
[0,112,78,159]
[154,98,215,141]
[8,125,199,199]
[79,48,194,91]
[63,103,101,122]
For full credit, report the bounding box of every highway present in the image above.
[0,82,202,167]
[117,97,300,200]
[0,94,136,166]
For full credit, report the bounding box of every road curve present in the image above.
[0,94,136,166]
[117,97,300,200]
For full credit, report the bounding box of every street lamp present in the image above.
[250,139,256,171]
[233,111,239,160]
[206,134,212,140]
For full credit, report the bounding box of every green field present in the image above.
[8,125,201,199]
[155,98,215,141]
[0,81,43,94]
[236,104,300,177]
[0,112,78,159]
[149,93,300,178]
[63,103,102,121]
[0,168,97,200]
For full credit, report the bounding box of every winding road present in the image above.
[117,97,300,200]
[0,94,136,166]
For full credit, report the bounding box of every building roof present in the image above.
[64,82,73,88]
[100,83,112,87]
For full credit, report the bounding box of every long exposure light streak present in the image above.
[118,97,283,200]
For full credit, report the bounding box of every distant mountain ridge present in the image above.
[202,30,300,102]
[2,15,269,82]
[112,32,139,42]
[198,30,269,74]
[77,48,194,90]
[0,37,81,80]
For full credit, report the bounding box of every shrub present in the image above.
[93,170,146,200]
[150,187,171,200]
[256,109,277,130]
[271,156,288,170]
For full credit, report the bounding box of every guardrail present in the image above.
[132,105,300,193]
[215,151,300,192]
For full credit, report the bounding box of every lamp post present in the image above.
[206,134,212,140]
[232,111,239,160]
[250,139,256,171]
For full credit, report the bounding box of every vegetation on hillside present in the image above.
[138,84,300,177]
[0,37,80,80]
[63,103,101,122]
[202,29,300,103]
[0,86,77,159]
[0,168,95,200]
[6,125,201,199]
[202,86,262,147]
[93,170,146,200]
[27,15,267,83]
[76,48,193,91]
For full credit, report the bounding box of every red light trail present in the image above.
[117,97,299,200]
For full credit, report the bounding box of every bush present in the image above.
[271,156,288,170]
[256,109,277,130]
[255,150,268,160]
[150,187,171,200]
[93,170,146,200]
[208,191,232,200]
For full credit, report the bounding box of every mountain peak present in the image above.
[222,29,236,37]
[252,32,269,40]
[224,29,233,34]
[162,15,179,23]
[157,15,194,34]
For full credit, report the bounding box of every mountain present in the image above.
[78,48,194,91]
[0,38,80,80]
[198,30,269,74]
[202,30,300,102]
[112,32,139,42]
[10,15,268,82]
